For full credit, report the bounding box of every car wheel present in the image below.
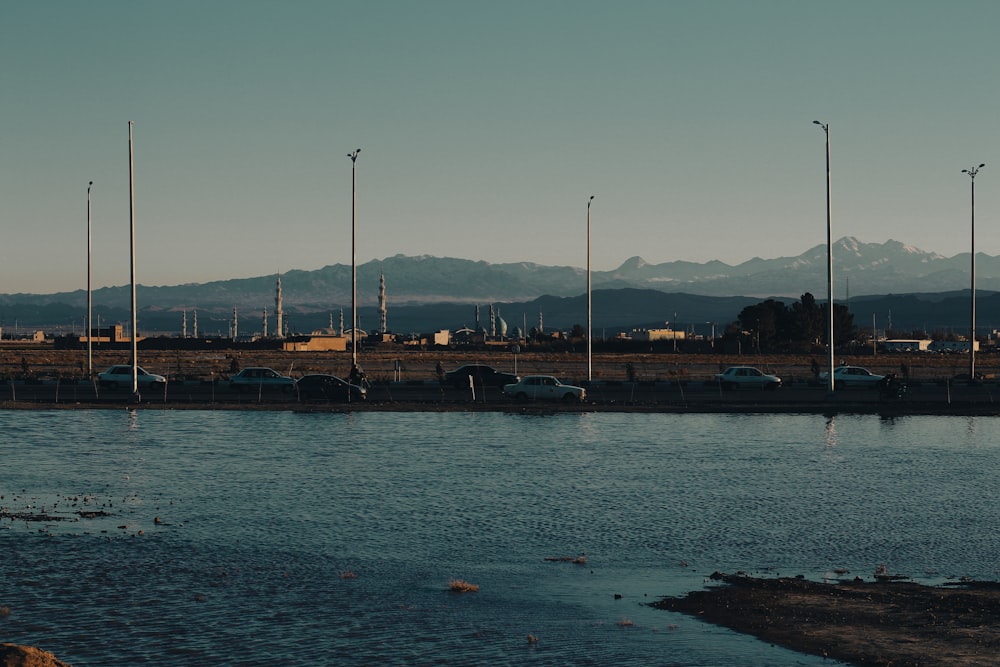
[766,382,779,391]
[561,392,578,403]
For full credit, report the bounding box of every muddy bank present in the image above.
[653,572,1000,666]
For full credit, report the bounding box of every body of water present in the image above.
[2,409,998,665]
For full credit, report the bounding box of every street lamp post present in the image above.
[814,121,835,396]
[963,163,985,381]
[586,195,594,383]
[348,148,361,368]
[87,180,93,379]
[128,121,139,402]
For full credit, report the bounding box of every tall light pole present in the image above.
[963,163,985,381]
[348,148,361,368]
[814,120,835,395]
[128,120,139,401]
[87,180,93,379]
[586,195,594,383]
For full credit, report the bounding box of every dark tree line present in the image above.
[729,292,856,353]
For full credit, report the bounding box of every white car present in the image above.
[819,365,884,388]
[503,375,586,402]
[714,366,781,390]
[98,365,167,389]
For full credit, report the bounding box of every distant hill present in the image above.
[0,237,996,335]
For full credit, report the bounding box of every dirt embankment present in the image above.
[654,573,1000,666]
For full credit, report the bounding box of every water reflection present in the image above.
[824,414,837,447]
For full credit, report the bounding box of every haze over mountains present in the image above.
[2,237,998,335]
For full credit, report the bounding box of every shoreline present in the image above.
[653,573,1000,666]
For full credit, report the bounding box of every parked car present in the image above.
[444,364,519,389]
[296,374,367,402]
[503,375,586,402]
[819,365,884,388]
[97,365,166,389]
[714,366,781,390]
[229,367,295,392]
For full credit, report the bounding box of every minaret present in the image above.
[193,309,198,338]
[275,274,284,339]
[489,304,496,338]
[339,308,344,336]
[538,310,544,333]
[263,306,268,338]
[329,311,334,331]
[475,305,481,333]
[182,310,187,338]
[232,305,238,339]
[378,271,387,333]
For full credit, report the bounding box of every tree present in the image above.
[790,293,823,347]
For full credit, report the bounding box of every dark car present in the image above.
[229,367,295,392]
[443,364,519,389]
[296,374,367,402]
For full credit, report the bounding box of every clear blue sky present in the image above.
[2,0,998,294]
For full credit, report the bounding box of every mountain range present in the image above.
[1,237,996,336]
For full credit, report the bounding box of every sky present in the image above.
[2,0,1000,294]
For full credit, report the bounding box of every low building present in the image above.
[929,340,979,353]
[433,330,450,346]
[631,328,685,342]
[281,335,348,352]
[881,339,933,352]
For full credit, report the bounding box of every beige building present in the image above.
[631,328,685,342]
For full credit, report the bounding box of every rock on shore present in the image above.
[0,644,72,667]
[653,573,1000,666]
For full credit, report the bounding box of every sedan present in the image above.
[819,365,885,389]
[444,364,519,389]
[503,375,586,402]
[714,366,781,390]
[296,374,367,402]
[98,365,166,389]
[229,367,295,392]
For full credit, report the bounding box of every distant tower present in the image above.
[538,310,544,333]
[329,311,334,331]
[193,309,198,338]
[489,304,496,338]
[475,305,481,333]
[275,274,284,339]
[182,310,187,338]
[378,271,387,333]
[262,306,268,338]
[339,308,344,336]
[232,305,238,339]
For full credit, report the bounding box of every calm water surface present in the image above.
[2,409,999,666]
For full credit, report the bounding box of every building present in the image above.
[631,328,685,343]
[881,339,933,352]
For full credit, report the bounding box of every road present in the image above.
[3,377,1000,414]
